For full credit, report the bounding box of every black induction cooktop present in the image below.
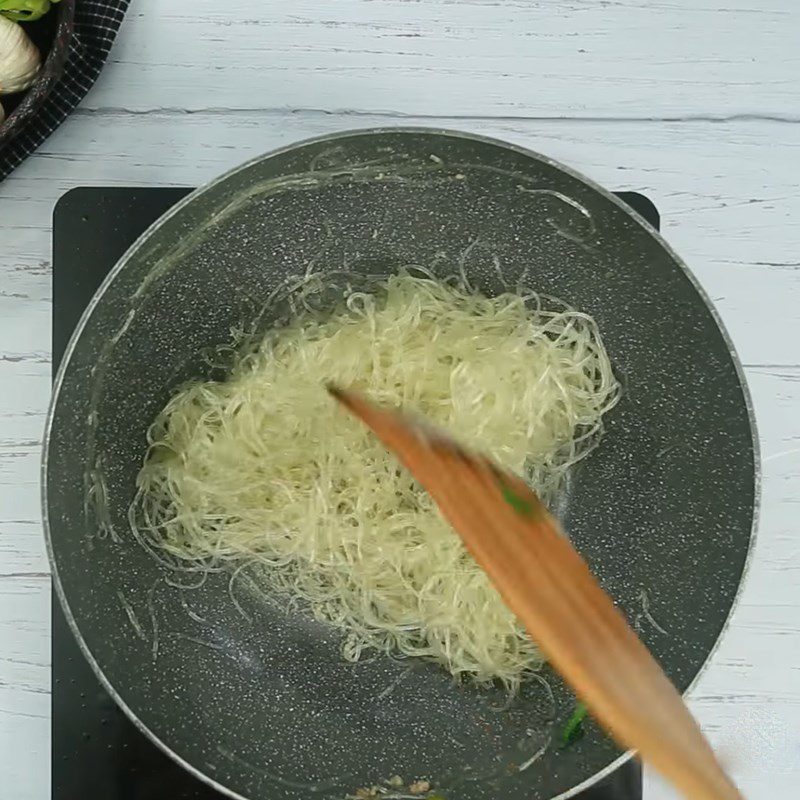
[51,187,657,800]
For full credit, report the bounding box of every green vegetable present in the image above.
[500,483,536,517]
[561,702,589,748]
[0,0,60,23]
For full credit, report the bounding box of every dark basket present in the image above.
[0,0,76,148]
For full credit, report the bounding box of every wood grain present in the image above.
[1,1,799,797]
[87,0,799,118]
[331,388,742,799]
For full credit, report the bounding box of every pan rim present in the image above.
[41,125,761,800]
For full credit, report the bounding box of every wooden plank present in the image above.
[85,0,799,118]
[0,576,49,800]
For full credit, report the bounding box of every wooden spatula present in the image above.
[329,385,743,800]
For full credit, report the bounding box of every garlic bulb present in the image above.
[0,16,41,95]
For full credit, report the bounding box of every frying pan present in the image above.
[44,129,758,800]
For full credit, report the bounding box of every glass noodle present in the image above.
[130,271,619,689]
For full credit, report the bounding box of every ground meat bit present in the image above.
[409,780,431,794]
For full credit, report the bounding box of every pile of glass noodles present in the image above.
[132,271,619,688]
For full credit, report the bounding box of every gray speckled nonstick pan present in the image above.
[44,129,758,800]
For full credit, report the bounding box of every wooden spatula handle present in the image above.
[330,387,743,800]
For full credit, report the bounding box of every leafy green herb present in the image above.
[561,702,589,748]
[0,0,60,23]
[500,483,535,517]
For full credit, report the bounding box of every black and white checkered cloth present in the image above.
[0,1,129,181]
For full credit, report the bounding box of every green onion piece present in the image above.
[0,0,58,23]
[561,702,589,748]
[500,483,535,517]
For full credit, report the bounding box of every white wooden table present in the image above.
[1,2,798,798]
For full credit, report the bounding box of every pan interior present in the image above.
[46,129,755,800]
